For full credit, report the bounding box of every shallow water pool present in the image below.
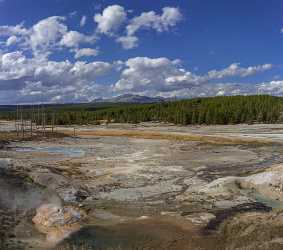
[15,146,87,157]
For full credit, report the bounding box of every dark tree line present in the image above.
[1,95,283,125]
[93,95,283,125]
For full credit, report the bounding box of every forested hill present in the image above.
[92,95,283,125]
[1,95,283,125]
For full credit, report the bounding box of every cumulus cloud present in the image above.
[116,35,138,49]
[179,80,283,99]
[114,6,182,50]
[0,51,113,103]
[0,53,275,103]
[0,11,276,104]
[19,81,103,103]
[60,30,96,47]
[74,48,99,59]
[0,24,28,49]
[30,16,67,56]
[6,35,18,46]
[257,81,283,95]
[126,7,182,36]
[92,5,182,49]
[94,5,127,35]
[0,6,183,53]
[207,63,273,79]
[113,57,274,95]
[0,23,28,37]
[0,51,34,81]
[0,16,97,59]
[114,57,200,93]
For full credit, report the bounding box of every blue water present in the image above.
[15,146,86,157]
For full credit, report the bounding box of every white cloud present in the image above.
[6,35,18,46]
[0,6,183,53]
[0,51,113,103]
[113,57,274,95]
[60,30,96,48]
[0,53,276,103]
[126,7,182,36]
[94,5,127,35]
[257,80,283,95]
[0,11,276,104]
[138,81,262,100]
[207,63,273,79]
[80,16,87,27]
[165,72,200,85]
[113,57,199,92]
[116,35,138,49]
[0,16,97,59]
[0,51,35,81]
[74,48,99,59]
[30,16,67,57]
[114,6,182,50]
[0,24,28,37]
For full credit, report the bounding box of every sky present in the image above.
[0,0,283,104]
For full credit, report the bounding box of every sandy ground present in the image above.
[2,122,283,249]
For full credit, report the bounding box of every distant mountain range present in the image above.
[92,94,170,104]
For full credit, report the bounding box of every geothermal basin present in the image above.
[2,122,283,249]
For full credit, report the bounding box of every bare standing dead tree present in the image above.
[14,103,57,138]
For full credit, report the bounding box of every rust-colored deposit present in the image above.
[60,128,273,145]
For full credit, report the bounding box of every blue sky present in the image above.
[0,0,282,104]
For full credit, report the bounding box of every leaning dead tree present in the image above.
[15,104,56,138]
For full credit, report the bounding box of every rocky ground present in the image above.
[2,122,283,249]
